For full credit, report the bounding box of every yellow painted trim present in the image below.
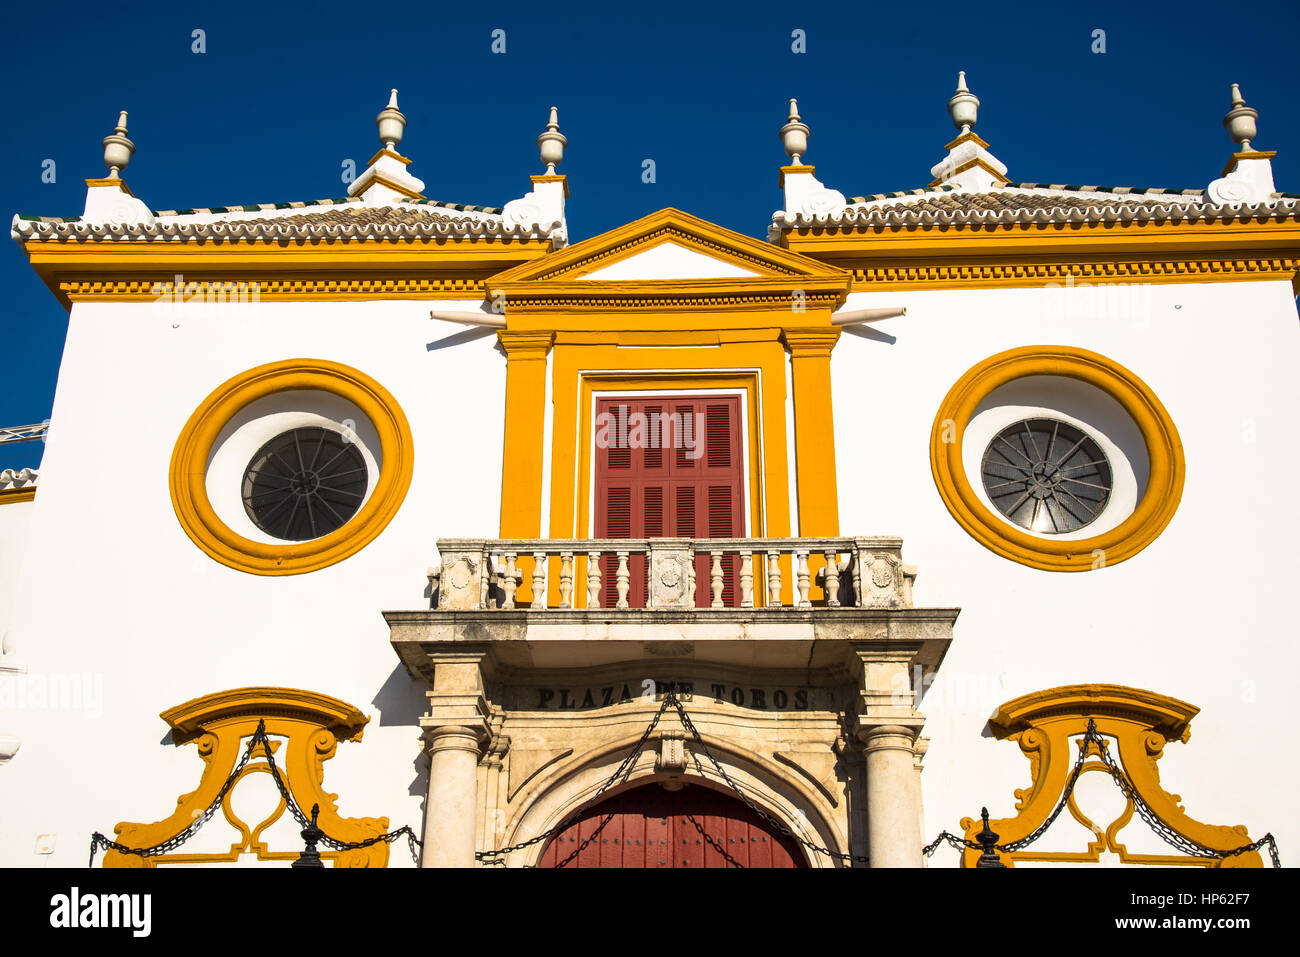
[843,256,1300,290]
[491,207,850,285]
[930,346,1184,571]
[928,157,1009,186]
[1222,150,1277,176]
[536,343,798,606]
[366,148,413,166]
[0,486,36,504]
[106,687,390,868]
[23,236,553,309]
[350,169,425,200]
[57,277,500,302]
[783,215,1300,291]
[169,358,414,576]
[781,329,841,535]
[84,177,133,195]
[961,684,1262,868]
[531,174,570,198]
[778,164,815,188]
[942,131,990,150]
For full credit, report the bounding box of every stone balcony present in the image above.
[386,536,958,685]
[385,536,961,867]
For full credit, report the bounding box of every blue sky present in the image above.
[2,0,1297,470]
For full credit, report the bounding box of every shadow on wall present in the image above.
[426,327,497,353]
[372,664,431,805]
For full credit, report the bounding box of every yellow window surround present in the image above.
[488,209,854,605]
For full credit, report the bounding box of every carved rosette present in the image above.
[647,540,695,609]
[435,543,490,610]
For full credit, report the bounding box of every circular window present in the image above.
[980,418,1112,534]
[930,346,1184,572]
[242,427,369,541]
[170,359,414,576]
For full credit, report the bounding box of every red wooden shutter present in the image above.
[595,395,744,608]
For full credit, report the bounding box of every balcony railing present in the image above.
[428,537,916,611]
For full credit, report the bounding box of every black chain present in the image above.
[477,691,869,866]
[668,694,869,864]
[922,719,1282,867]
[90,720,423,868]
[476,692,672,864]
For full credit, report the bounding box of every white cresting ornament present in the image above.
[1207,83,1276,205]
[948,71,979,134]
[1223,83,1258,151]
[376,89,406,151]
[777,99,846,218]
[538,106,567,173]
[102,111,134,178]
[780,99,810,165]
[348,89,426,204]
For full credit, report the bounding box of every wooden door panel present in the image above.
[539,784,805,868]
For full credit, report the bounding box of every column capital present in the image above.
[854,719,924,750]
[421,719,491,754]
[497,330,555,357]
[780,327,841,357]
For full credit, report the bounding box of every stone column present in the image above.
[853,650,925,868]
[423,725,488,867]
[858,723,923,868]
[419,652,491,868]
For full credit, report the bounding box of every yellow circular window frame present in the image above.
[930,346,1184,572]
[170,359,414,576]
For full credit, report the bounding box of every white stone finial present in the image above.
[948,72,980,134]
[102,110,135,178]
[376,89,407,151]
[537,106,567,173]
[1223,83,1258,151]
[780,98,811,164]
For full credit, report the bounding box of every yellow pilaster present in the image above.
[782,328,842,536]
[498,331,554,603]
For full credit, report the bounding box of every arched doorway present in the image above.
[537,782,807,868]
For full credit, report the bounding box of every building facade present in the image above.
[1,78,1296,867]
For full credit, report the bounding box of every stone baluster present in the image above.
[531,551,546,610]
[824,550,841,607]
[850,551,863,608]
[739,552,754,608]
[796,550,811,608]
[710,550,725,608]
[502,552,518,609]
[587,551,602,609]
[687,548,697,607]
[616,551,630,609]
[558,552,574,609]
[766,550,782,608]
[478,548,491,609]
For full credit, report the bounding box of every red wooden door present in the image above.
[594,395,744,608]
[537,783,806,868]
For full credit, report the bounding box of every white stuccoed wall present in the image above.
[832,278,1300,865]
[0,297,505,867]
[0,499,35,641]
[4,265,1296,868]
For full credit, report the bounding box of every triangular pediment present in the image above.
[576,240,763,280]
[490,208,849,286]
